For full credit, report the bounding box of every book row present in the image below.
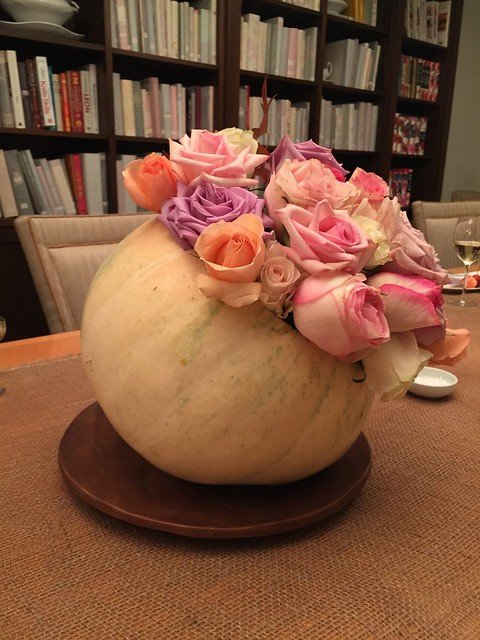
[0,150,108,218]
[398,55,440,102]
[240,14,317,81]
[238,87,310,146]
[392,114,428,156]
[111,0,217,64]
[319,99,378,151]
[405,0,451,46]
[339,0,379,27]
[389,168,413,208]
[117,155,148,213]
[113,75,214,139]
[0,51,99,133]
[280,0,320,9]
[323,39,381,91]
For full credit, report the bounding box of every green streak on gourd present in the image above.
[177,303,220,361]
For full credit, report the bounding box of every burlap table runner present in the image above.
[1,304,479,640]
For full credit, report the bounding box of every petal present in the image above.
[423,327,470,366]
[363,332,432,401]
[377,284,442,332]
[196,274,261,307]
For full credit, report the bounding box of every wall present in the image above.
[441,0,480,200]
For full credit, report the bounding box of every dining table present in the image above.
[1,297,479,639]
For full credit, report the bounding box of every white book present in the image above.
[110,0,118,47]
[155,0,165,56]
[370,105,378,151]
[48,159,76,214]
[6,50,26,128]
[192,7,199,62]
[121,79,136,136]
[160,83,171,137]
[354,43,368,89]
[80,70,93,133]
[437,1,451,46]
[34,162,57,214]
[244,14,260,72]
[368,43,381,90]
[265,17,284,77]
[126,0,140,51]
[258,21,268,73]
[346,103,356,149]
[145,0,156,55]
[113,73,123,134]
[52,74,63,132]
[296,29,306,79]
[141,88,153,137]
[35,56,56,127]
[0,150,19,217]
[165,0,172,57]
[343,39,358,87]
[81,153,103,214]
[39,158,64,214]
[360,46,373,90]
[177,84,186,138]
[281,27,290,77]
[304,27,317,80]
[240,17,248,69]
[210,0,217,64]
[199,9,209,64]
[120,155,138,212]
[19,150,48,213]
[116,0,131,49]
[171,0,179,57]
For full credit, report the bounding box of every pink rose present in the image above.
[363,332,432,401]
[123,153,178,211]
[366,272,444,343]
[348,168,389,204]
[259,242,301,318]
[359,197,448,284]
[269,135,348,179]
[265,158,360,228]
[293,272,390,361]
[195,213,266,307]
[169,129,268,188]
[277,201,376,275]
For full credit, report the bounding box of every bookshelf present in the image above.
[0,0,463,340]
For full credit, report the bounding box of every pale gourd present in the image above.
[81,219,373,485]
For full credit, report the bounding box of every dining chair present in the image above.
[452,190,480,202]
[411,200,480,269]
[14,213,155,334]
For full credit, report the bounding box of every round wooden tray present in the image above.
[58,402,371,539]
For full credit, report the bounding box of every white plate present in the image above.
[443,270,479,292]
[408,367,458,399]
[0,19,84,40]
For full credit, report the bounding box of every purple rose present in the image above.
[269,135,348,180]
[160,180,271,249]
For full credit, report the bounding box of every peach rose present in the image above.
[194,214,266,307]
[265,158,360,227]
[259,242,301,317]
[169,129,268,188]
[421,327,470,366]
[123,153,178,212]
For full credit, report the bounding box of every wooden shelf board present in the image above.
[242,0,321,21]
[391,154,433,161]
[0,26,104,50]
[397,96,439,107]
[112,48,218,71]
[326,14,387,37]
[240,70,315,87]
[0,127,108,140]
[322,82,382,99]
[115,136,170,145]
[403,36,448,54]
[333,149,378,155]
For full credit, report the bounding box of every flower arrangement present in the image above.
[123,128,470,401]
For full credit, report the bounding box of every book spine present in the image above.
[116,0,131,49]
[35,56,56,127]
[145,0,156,55]
[17,61,32,129]
[35,161,57,213]
[4,149,34,215]
[88,64,99,133]
[18,150,48,214]
[0,51,15,128]
[66,154,88,214]
[51,74,63,131]
[132,80,144,136]
[67,70,84,132]
[39,158,65,214]
[126,0,140,51]
[80,69,93,133]
[113,73,124,134]
[121,79,136,136]
[0,150,19,217]
[6,50,26,128]
[59,72,72,132]
[48,159,77,214]
[100,153,108,213]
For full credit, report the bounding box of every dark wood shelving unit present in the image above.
[0,0,464,340]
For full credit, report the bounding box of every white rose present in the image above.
[216,127,259,154]
[351,214,390,268]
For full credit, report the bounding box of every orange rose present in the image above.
[194,214,266,307]
[123,153,178,212]
[423,327,470,366]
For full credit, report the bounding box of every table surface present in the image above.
[1,303,479,639]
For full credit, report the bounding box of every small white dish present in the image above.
[327,0,347,15]
[0,0,79,26]
[0,19,84,39]
[408,366,458,399]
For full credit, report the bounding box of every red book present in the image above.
[59,72,72,131]
[25,59,42,128]
[65,154,88,214]
[67,70,84,132]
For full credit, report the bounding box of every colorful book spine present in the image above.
[65,154,88,214]
[67,70,84,132]
[35,56,56,127]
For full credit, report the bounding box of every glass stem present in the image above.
[461,264,470,304]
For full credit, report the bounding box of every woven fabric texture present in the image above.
[1,304,479,640]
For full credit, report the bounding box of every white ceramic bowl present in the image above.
[0,0,79,26]
[327,0,348,15]
[408,367,458,399]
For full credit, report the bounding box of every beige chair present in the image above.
[412,200,480,269]
[452,190,480,202]
[14,214,155,333]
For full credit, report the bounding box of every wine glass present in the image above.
[450,216,480,307]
